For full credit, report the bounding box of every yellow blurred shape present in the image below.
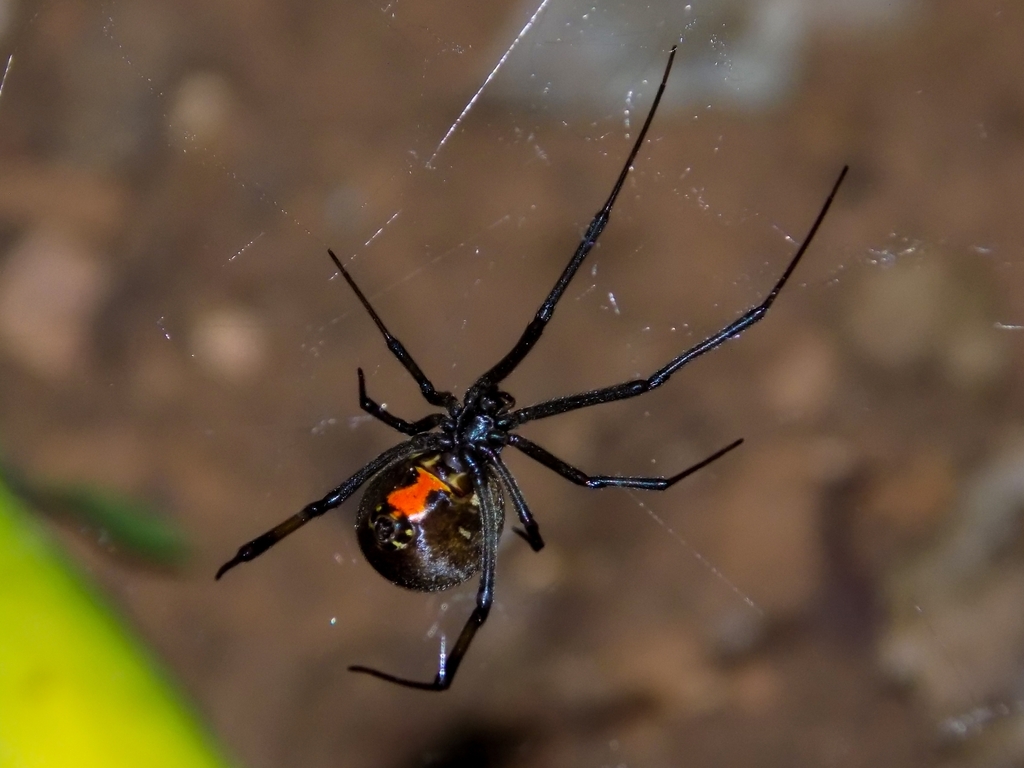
[0,480,230,768]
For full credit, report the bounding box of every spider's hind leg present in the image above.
[473,450,548,552]
[508,434,744,490]
[512,526,545,552]
[348,453,502,690]
[356,368,445,436]
[487,449,544,552]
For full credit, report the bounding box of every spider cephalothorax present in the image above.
[216,46,848,691]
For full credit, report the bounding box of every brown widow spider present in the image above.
[216,46,848,691]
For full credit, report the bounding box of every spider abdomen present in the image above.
[355,452,504,592]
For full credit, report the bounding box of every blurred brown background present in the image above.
[2,0,1024,766]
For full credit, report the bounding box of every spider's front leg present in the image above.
[467,47,679,395]
[329,250,457,411]
[506,166,848,427]
[356,368,444,436]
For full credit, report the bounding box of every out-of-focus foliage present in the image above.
[10,468,188,566]
[0,477,230,768]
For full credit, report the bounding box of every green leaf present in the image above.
[40,483,188,565]
[0,476,232,768]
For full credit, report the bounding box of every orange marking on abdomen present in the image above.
[387,468,449,521]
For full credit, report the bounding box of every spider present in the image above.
[216,46,848,691]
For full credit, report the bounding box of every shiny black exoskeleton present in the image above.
[216,46,848,691]
[355,451,503,592]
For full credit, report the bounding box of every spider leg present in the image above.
[469,47,678,394]
[486,448,544,551]
[508,434,743,489]
[349,453,500,691]
[328,250,457,410]
[506,166,849,428]
[356,368,445,436]
[215,435,442,579]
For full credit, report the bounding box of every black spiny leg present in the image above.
[468,47,678,396]
[506,166,849,428]
[508,434,743,489]
[486,449,544,551]
[356,369,445,436]
[328,250,457,410]
[216,436,442,579]
[348,454,500,690]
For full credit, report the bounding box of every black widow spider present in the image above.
[217,46,848,691]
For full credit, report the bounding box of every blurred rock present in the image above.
[888,440,1024,602]
[131,343,185,408]
[601,624,729,715]
[0,0,13,39]
[0,227,111,379]
[945,320,1006,391]
[845,251,1007,390]
[709,604,766,658]
[762,328,840,423]
[495,0,914,113]
[168,71,235,151]
[0,162,127,244]
[879,440,1024,716]
[938,704,1024,768]
[879,567,1024,716]
[190,307,267,383]
[509,541,565,593]
[857,449,957,556]
[730,660,784,716]
[713,441,827,622]
[847,254,948,368]
[30,423,147,492]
